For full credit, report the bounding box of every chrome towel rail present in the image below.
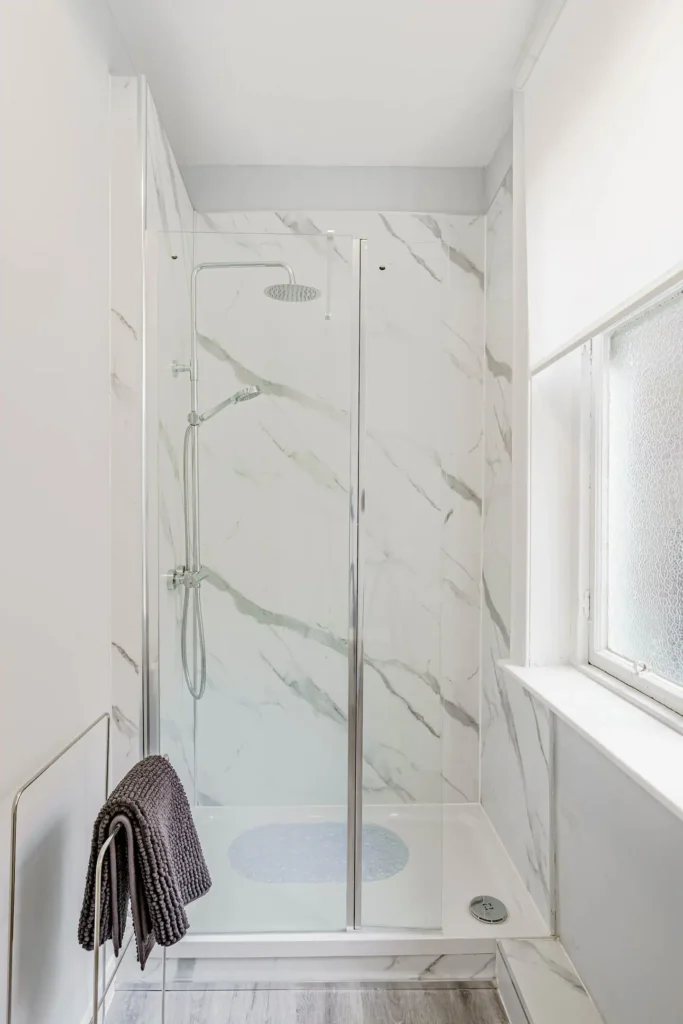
[5,711,137,1024]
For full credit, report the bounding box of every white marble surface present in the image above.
[161,211,486,812]
[498,939,604,1024]
[132,802,548,937]
[118,950,496,988]
[505,663,683,825]
[496,946,529,1024]
[479,175,553,928]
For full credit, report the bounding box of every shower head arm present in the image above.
[192,261,296,286]
[190,261,296,384]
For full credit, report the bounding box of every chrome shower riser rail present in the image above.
[179,261,303,704]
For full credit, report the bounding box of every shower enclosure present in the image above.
[149,227,445,935]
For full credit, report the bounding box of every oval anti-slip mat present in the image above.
[228,822,409,883]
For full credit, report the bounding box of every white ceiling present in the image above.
[109,0,539,168]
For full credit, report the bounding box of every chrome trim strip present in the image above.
[354,239,368,928]
[346,240,360,928]
[139,76,156,757]
[346,239,367,929]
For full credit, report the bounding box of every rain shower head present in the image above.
[194,386,262,424]
[264,282,321,302]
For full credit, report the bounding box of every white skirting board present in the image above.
[496,939,605,1024]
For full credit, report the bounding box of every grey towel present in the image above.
[78,755,211,968]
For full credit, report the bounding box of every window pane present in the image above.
[606,289,683,686]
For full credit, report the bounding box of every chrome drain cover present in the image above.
[469,895,508,924]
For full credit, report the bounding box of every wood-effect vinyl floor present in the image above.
[107,987,508,1024]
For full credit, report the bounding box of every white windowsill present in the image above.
[500,661,683,825]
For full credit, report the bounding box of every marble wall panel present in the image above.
[480,172,553,926]
[158,212,487,807]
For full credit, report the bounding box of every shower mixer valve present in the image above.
[167,565,209,590]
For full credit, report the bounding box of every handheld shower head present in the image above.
[193,385,261,424]
[231,385,261,404]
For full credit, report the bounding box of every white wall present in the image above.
[0,2,130,1020]
[510,1,683,1016]
[556,722,683,1024]
[524,0,683,365]
[0,0,116,800]
[183,166,486,214]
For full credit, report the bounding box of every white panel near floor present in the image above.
[556,722,683,1024]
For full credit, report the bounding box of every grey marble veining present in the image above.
[378,214,443,282]
[441,469,483,513]
[482,576,510,651]
[201,568,432,804]
[197,330,348,423]
[415,214,486,288]
[485,346,511,382]
[204,567,348,657]
[112,641,139,676]
[111,307,138,340]
[107,987,506,1024]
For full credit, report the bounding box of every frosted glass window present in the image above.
[606,289,683,686]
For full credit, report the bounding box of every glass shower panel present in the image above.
[360,238,444,930]
[157,230,355,934]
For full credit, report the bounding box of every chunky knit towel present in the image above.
[78,755,211,968]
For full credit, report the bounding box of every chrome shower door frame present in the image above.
[346,238,367,929]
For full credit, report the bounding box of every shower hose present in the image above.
[180,422,207,699]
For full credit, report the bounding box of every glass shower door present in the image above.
[153,224,445,935]
[359,236,444,930]
[156,229,356,933]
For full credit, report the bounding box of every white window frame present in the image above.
[587,286,683,718]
